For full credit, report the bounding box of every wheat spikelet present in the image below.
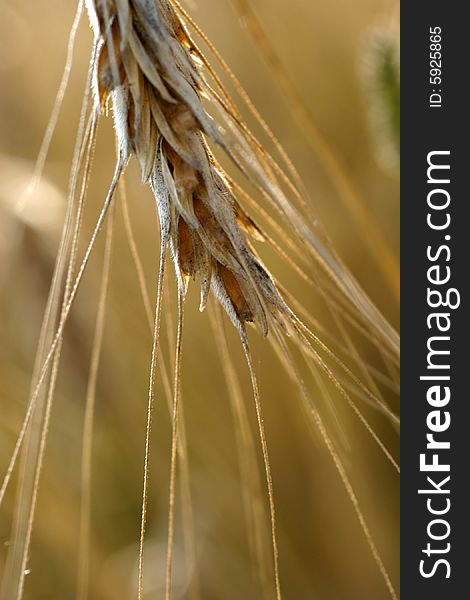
[86,0,398,353]
[86,0,298,344]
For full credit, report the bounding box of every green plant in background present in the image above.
[363,22,400,170]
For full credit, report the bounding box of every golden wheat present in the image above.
[0,1,399,599]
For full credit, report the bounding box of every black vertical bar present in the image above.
[401,4,469,599]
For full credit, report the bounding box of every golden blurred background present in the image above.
[0,1,399,598]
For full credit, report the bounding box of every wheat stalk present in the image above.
[0,1,400,598]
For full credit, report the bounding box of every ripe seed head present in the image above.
[87,0,290,334]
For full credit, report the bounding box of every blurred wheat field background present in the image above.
[0,1,399,599]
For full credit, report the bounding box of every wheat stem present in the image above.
[241,334,282,600]
[137,231,167,600]
[165,291,185,600]
[20,0,84,208]
[209,304,273,599]
[273,331,397,600]
[77,205,115,600]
